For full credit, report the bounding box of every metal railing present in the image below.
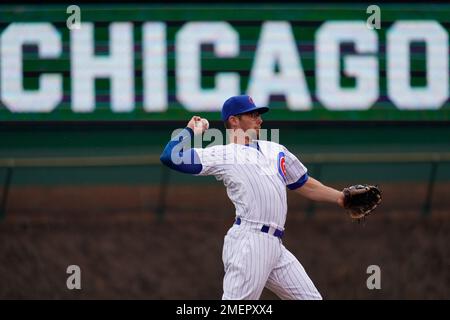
[1,152,450,220]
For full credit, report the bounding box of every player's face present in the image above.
[237,111,263,139]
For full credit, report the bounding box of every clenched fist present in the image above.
[187,116,209,135]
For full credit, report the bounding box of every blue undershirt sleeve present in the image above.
[159,127,203,174]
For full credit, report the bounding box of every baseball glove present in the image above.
[342,184,382,220]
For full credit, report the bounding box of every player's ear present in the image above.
[228,115,239,129]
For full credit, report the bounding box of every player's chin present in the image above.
[245,127,260,140]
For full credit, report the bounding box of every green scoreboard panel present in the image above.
[0,4,449,121]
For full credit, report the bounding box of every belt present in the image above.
[234,217,284,239]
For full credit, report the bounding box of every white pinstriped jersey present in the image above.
[192,139,321,300]
[193,140,307,229]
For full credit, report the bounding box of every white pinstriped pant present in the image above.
[222,222,322,300]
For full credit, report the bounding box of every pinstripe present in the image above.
[224,227,244,299]
[266,246,322,300]
[244,232,253,298]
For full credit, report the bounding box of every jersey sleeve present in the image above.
[283,147,309,190]
[192,145,227,177]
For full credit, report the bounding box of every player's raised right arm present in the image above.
[159,116,207,174]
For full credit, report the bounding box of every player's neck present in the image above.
[230,135,253,145]
[228,129,259,145]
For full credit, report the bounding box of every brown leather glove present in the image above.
[342,185,382,220]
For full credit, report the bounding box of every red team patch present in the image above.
[281,157,286,176]
[278,152,287,182]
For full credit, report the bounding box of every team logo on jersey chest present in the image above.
[277,152,287,182]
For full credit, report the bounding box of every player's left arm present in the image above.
[293,176,345,208]
[282,147,344,208]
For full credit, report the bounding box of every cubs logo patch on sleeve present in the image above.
[277,152,287,182]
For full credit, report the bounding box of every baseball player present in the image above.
[160,95,381,300]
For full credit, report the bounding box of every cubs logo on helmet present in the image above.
[277,152,287,182]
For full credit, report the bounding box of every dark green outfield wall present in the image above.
[1,121,450,155]
[1,121,449,185]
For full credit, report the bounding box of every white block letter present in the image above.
[71,22,134,112]
[1,23,62,112]
[316,22,378,110]
[247,22,311,110]
[143,22,167,112]
[176,22,239,111]
[387,21,448,110]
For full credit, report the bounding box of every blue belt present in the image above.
[234,217,284,239]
